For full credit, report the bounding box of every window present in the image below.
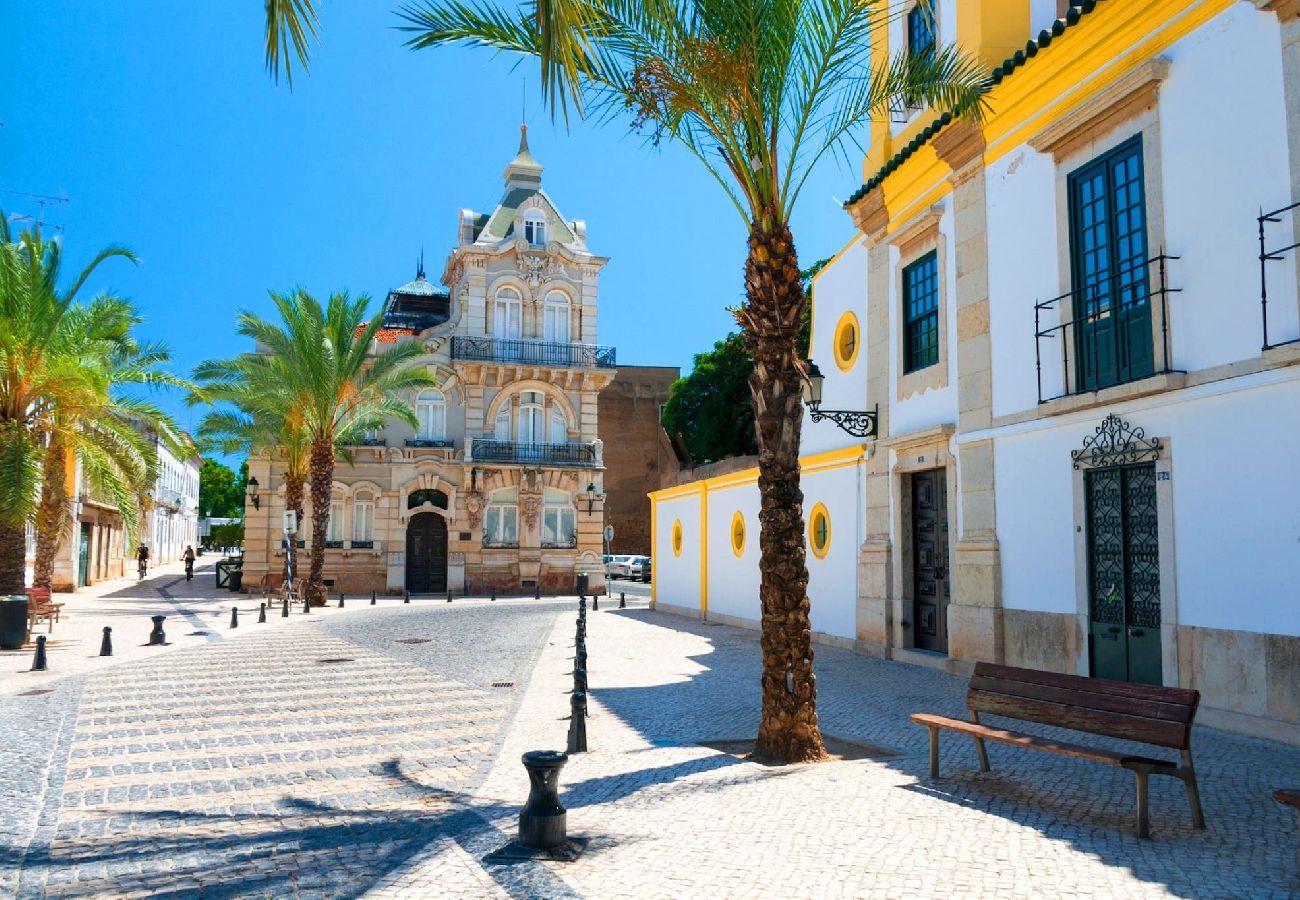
[808,502,831,559]
[353,493,374,543]
[671,520,683,557]
[524,212,547,247]
[550,406,567,444]
[1068,136,1151,391]
[903,251,940,373]
[494,405,512,441]
[907,2,936,62]
[415,389,446,441]
[730,511,746,557]
[494,287,522,339]
[485,487,519,546]
[327,500,345,545]
[518,391,545,444]
[833,311,860,371]
[541,487,576,548]
[543,291,570,343]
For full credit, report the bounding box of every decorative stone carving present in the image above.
[519,252,548,291]
[465,491,485,529]
[521,494,540,530]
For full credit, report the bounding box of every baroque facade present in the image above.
[243,129,615,595]
[652,0,1300,743]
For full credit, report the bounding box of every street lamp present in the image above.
[584,481,606,515]
[801,359,880,438]
[246,476,261,511]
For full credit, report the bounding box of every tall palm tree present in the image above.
[395,0,988,763]
[31,296,189,589]
[265,0,321,86]
[197,289,435,604]
[0,215,138,595]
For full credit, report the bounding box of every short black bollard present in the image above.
[99,626,112,657]
[303,595,311,614]
[404,591,410,604]
[446,589,452,603]
[579,596,586,612]
[592,595,598,611]
[576,618,586,638]
[619,592,626,609]
[575,648,587,672]
[339,593,345,608]
[30,635,47,671]
[575,635,585,657]
[258,603,267,624]
[566,694,587,753]
[149,615,166,646]
[534,583,541,601]
[281,596,290,618]
[371,591,376,605]
[230,606,239,629]
[491,587,497,602]
[573,666,587,694]
[519,750,569,848]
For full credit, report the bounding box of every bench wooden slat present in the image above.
[969,688,1191,749]
[910,713,1175,769]
[969,674,1195,725]
[974,662,1199,708]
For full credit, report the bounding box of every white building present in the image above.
[147,434,201,563]
[652,0,1300,744]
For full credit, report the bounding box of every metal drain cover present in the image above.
[395,638,431,644]
[491,681,515,688]
[317,658,355,664]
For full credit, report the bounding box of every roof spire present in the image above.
[504,122,543,188]
[416,249,425,280]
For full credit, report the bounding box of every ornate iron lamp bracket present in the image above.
[1071,413,1162,469]
[808,403,880,439]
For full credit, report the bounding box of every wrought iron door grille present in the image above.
[1086,464,1160,631]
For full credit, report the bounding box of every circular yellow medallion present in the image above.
[832,312,860,372]
[671,519,683,557]
[808,502,831,559]
[730,511,746,557]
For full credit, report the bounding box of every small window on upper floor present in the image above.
[523,212,547,248]
[903,251,940,374]
[907,2,936,63]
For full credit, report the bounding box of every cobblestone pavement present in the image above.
[4,595,1300,898]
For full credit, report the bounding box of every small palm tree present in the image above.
[395,0,988,763]
[0,216,139,594]
[197,289,436,604]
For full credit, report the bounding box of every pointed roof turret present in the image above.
[503,123,543,188]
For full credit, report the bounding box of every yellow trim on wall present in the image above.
[730,510,746,557]
[809,233,866,354]
[832,311,861,372]
[650,492,658,604]
[808,502,831,559]
[671,519,683,557]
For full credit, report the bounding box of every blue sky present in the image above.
[3,2,865,459]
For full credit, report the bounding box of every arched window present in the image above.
[415,389,446,441]
[541,487,576,548]
[494,404,512,441]
[327,496,345,547]
[543,290,570,343]
[353,491,375,544]
[494,287,522,339]
[484,487,519,547]
[518,391,545,444]
[523,211,547,247]
[407,489,448,510]
[550,405,567,443]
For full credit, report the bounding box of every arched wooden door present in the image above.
[405,512,448,593]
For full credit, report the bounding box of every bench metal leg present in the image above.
[1133,767,1151,839]
[927,726,940,778]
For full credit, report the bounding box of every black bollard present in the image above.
[575,635,585,657]
[566,694,587,753]
[371,590,376,605]
[446,589,452,603]
[592,595,598,611]
[338,593,345,609]
[534,582,541,601]
[230,606,239,629]
[281,595,290,618]
[404,590,410,604]
[149,615,166,646]
[303,594,311,614]
[519,750,569,848]
[30,635,47,671]
[573,666,587,694]
[258,603,267,624]
[579,596,587,612]
[619,592,626,609]
[99,626,112,657]
[575,648,587,672]
[576,618,586,638]
[491,586,497,602]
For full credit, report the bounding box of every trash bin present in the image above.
[0,596,28,649]
[228,570,243,592]
[575,573,589,596]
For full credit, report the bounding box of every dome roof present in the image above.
[392,273,439,296]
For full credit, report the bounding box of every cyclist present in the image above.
[136,544,150,580]
[182,545,196,581]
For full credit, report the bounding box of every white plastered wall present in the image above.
[652,492,703,614]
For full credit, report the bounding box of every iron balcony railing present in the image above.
[482,538,520,549]
[1034,253,1181,404]
[1259,199,1300,351]
[470,439,598,467]
[404,438,455,448]
[451,336,616,369]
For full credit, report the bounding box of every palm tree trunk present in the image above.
[33,432,68,589]
[0,524,25,595]
[740,215,827,765]
[306,440,332,605]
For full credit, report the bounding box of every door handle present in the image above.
[1108,626,1121,635]
[1129,628,1145,638]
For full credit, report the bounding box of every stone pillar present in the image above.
[935,122,1003,664]
[242,454,275,588]
[849,187,893,657]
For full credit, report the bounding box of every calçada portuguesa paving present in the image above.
[1,565,1298,898]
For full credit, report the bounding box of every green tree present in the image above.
[196,289,435,604]
[394,0,986,762]
[662,333,756,464]
[199,459,248,518]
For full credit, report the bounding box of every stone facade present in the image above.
[242,129,615,596]
[597,365,679,555]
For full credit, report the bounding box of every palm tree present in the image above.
[265,0,321,86]
[0,215,138,595]
[197,289,435,604]
[31,296,190,589]
[394,0,988,763]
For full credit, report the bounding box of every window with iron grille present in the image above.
[903,251,940,373]
[907,2,935,61]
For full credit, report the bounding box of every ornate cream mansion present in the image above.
[243,129,615,595]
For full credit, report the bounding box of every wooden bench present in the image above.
[24,587,64,634]
[910,662,1205,839]
[255,573,285,601]
[1275,789,1300,867]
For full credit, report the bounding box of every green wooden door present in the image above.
[77,524,91,587]
[1086,463,1162,685]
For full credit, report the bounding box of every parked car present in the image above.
[607,554,636,579]
[603,554,616,577]
[639,556,651,583]
[624,555,650,580]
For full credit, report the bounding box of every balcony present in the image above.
[404,438,455,449]
[469,439,600,467]
[1034,254,1181,404]
[541,536,578,550]
[1259,199,1300,351]
[451,336,616,369]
